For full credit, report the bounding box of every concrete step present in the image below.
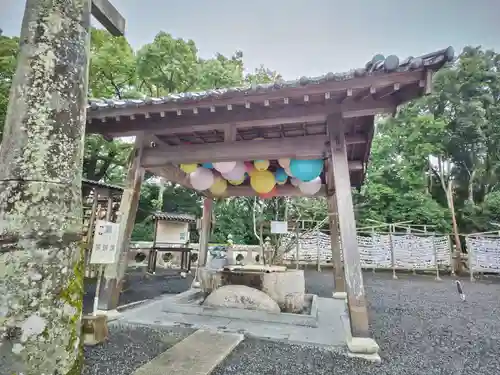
[132,329,243,375]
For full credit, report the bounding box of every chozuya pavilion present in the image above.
[85,47,454,356]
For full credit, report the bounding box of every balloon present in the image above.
[210,177,228,196]
[190,167,214,191]
[202,162,213,169]
[228,175,245,185]
[222,161,245,180]
[250,170,276,194]
[290,159,324,182]
[244,161,256,175]
[180,163,198,173]
[284,166,294,177]
[298,177,322,195]
[274,168,288,184]
[278,158,290,168]
[259,187,277,199]
[254,160,270,171]
[214,161,236,174]
[290,177,300,187]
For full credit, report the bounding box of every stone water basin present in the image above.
[161,266,319,327]
[162,288,319,327]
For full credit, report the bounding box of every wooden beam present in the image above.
[91,0,126,36]
[87,97,396,137]
[98,134,145,311]
[147,160,362,195]
[141,135,365,166]
[324,159,346,297]
[142,135,341,166]
[222,184,327,197]
[148,164,193,188]
[327,113,370,338]
[373,83,400,100]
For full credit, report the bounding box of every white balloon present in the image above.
[190,167,214,191]
[290,177,300,187]
[284,166,294,177]
[278,158,290,168]
[298,177,322,195]
[214,161,237,174]
[222,161,245,180]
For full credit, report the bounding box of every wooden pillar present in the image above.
[327,114,370,338]
[105,191,113,221]
[326,194,346,298]
[98,135,145,311]
[198,197,213,267]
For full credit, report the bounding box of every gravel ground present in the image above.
[83,323,195,375]
[83,267,193,314]
[212,271,500,375]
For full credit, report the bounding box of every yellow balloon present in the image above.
[210,177,228,196]
[228,176,245,185]
[254,160,270,171]
[180,163,198,173]
[276,179,287,185]
[250,170,276,194]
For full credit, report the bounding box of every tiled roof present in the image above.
[87,47,454,112]
[154,212,196,222]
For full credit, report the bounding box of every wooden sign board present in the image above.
[90,220,121,264]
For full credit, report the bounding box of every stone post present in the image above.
[0,1,91,373]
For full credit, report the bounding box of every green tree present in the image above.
[245,64,282,84]
[196,52,244,90]
[89,28,138,99]
[136,32,199,96]
[0,35,19,142]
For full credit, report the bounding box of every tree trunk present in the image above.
[467,169,476,203]
[0,1,90,374]
[447,181,463,273]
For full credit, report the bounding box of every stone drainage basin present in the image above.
[162,289,319,327]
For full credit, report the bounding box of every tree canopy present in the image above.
[1,29,499,243]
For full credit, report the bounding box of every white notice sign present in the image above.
[90,220,121,264]
[270,221,288,234]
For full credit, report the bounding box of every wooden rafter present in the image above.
[141,134,365,166]
[87,96,397,136]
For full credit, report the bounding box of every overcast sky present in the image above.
[1,0,499,79]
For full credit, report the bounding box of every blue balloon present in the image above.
[202,162,213,169]
[290,159,324,182]
[274,168,288,183]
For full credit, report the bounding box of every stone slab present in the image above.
[160,289,318,327]
[332,291,347,299]
[118,294,347,350]
[131,329,243,375]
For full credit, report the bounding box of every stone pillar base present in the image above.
[95,309,121,321]
[346,337,381,363]
[82,315,108,346]
[332,291,347,299]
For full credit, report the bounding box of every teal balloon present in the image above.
[290,159,324,182]
[202,162,213,169]
[274,168,288,183]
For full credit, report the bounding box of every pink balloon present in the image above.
[244,161,254,172]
